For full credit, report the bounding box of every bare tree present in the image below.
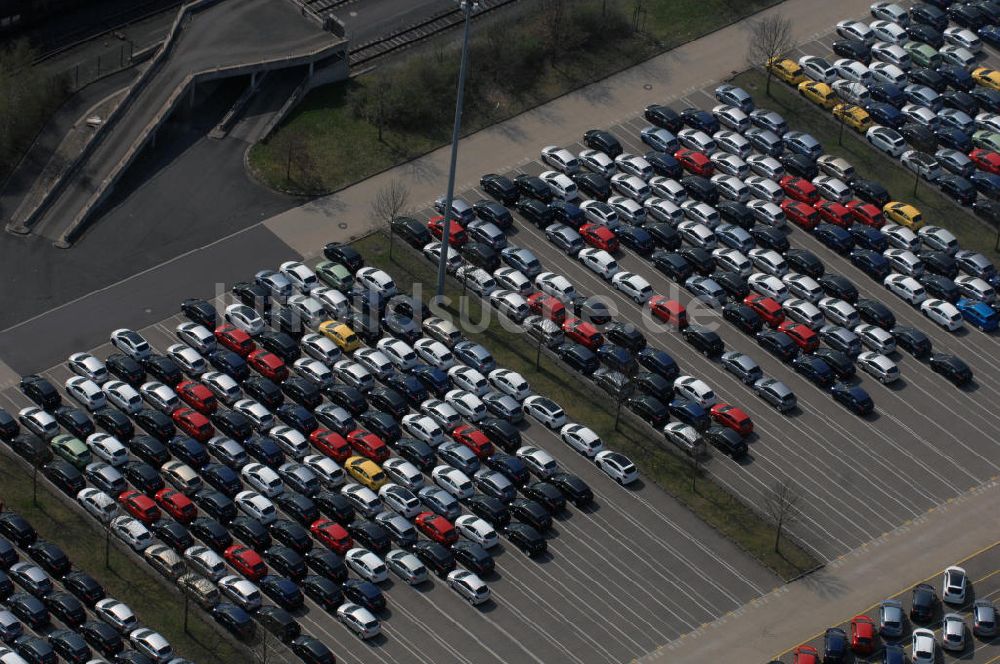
[252,629,283,664]
[541,0,567,58]
[370,178,410,260]
[746,14,796,96]
[763,480,800,553]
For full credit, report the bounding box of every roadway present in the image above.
[329,0,462,46]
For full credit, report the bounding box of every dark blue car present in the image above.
[617,225,655,255]
[645,151,682,178]
[865,102,905,129]
[668,398,710,431]
[971,170,1000,200]
[680,108,719,133]
[848,224,888,251]
[937,65,974,92]
[849,249,891,280]
[813,223,854,254]
[636,347,679,381]
[935,126,973,152]
[980,24,1000,49]
[972,86,1000,113]
[408,364,450,397]
[831,382,874,415]
[596,344,635,373]
[868,84,905,108]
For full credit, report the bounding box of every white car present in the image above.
[782,298,824,329]
[140,381,180,413]
[202,371,241,405]
[918,225,958,256]
[522,395,566,428]
[870,2,909,25]
[921,298,964,331]
[183,545,226,581]
[559,423,605,457]
[854,324,897,354]
[541,146,580,174]
[677,128,717,154]
[77,488,118,523]
[713,248,752,277]
[516,445,559,478]
[110,328,151,360]
[86,433,128,466]
[67,352,109,384]
[944,26,982,53]
[942,565,967,604]
[401,413,445,446]
[911,628,936,664]
[447,569,491,605]
[455,515,499,548]
[540,170,579,201]
[95,598,139,635]
[449,365,489,396]
[346,548,388,583]
[818,297,860,327]
[783,273,823,302]
[65,376,106,412]
[869,19,907,45]
[18,407,58,439]
[353,348,394,381]
[857,351,900,384]
[303,454,345,488]
[241,463,283,497]
[614,153,653,180]
[749,273,789,302]
[375,338,417,372]
[673,376,717,408]
[578,148,616,177]
[607,196,646,225]
[111,516,152,552]
[385,549,427,585]
[355,267,397,297]
[797,55,838,83]
[341,483,383,517]
[610,173,651,202]
[235,490,277,524]
[279,260,319,293]
[595,450,638,485]
[103,380,142,414]
[649,176,687,204]
[834,58,873,85]
[431,465,475,499]
[218,575,262,612]
[866,125,906,157]
[611,271,654,304]
[223,304,265,336]
[884,273,927,305]
[382,458,425,491]
[678,221,717,250]
[745,176,785,204]
[577,248,620,280]
[836,19,875,45]
[414,338,456,369]
[444,389,487,422]
[680,200,720,228]
[456,266,498,296]
[337,602,381,639]
[379,483,421,518]
[749,249,787,277]
[234,398,275,432]
[534,271,577,303]
[488,368,531,401]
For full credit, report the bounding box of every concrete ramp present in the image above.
[13,0,345,247]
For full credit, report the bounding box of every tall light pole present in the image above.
[436,0,479,297]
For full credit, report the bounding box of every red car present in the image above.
[346,429,390,463]
[309,429,352,463]
[176,380,217,415]
[214,324,255,357]
[427,215,468,246]
[744,293,785,328]
[816,200,853,228]
[778,321,819,352]
[310,518,353,555]
[561,318,604,350]
[224,545,267,581]
[172,407,215,443]
[970,148,1000,175]
[579,223,619,252]
[849,615,876,655]
[674,148,714,176]
[792,645,819,664]
[781,199,819,230]
[709,403,753,436]
[247,349,288,382]
[527,292,566,323]
[648,295,688,328]
[450,424,495,459]
[846,199,884,228]
[118,490,161,525]
[154,488,197,524]
[414,512,458,545]
[780,175,819,204]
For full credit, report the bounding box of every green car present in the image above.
[973,130,1000,152]
[903,42,941,69]
[315,261,353,292]
[50,434,92,469]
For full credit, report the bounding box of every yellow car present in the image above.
[798,80,836,109]
[832,103,873,133]
[972,67,1000,92]
[882,202,924,230]
[767,57,806,85]
[345,456,388,491]
[318,320,360,352]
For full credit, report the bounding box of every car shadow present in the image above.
[958,380,979,394]
[884,378,907,392]
[861,410,881,423]
[364,633,390,647]
[475,598,499,613]
[735,452,755,467]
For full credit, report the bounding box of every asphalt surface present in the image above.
[330,0,459,46]
[25,0,337,244]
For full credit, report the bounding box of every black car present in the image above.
[211,409,252,442]
[0,536,16,569]
[646,223,681,250]
[514,174,553,203]
[681,325,724,356]
[180,298,217,329]
[194,489,236,524]
[0,514,36,549]
[504,522,546,556]
[94,408,133,441]
[480,173,519,206]
[168,436,208,469]
[636,347,680,382]
[784,250,824,280]
[900,123,937,150]
[290,636,335,664]
[509,498,551,532]
[276,404,318,436]
[792,354,835,387]
[10,434,49,465]
[408,364,450,398]
[645,150,682,178]
[832,38,870,63]
[323,242,363,272]
[712,271,750,300]
[14,635,56,664]
[274,493,319,527]
[19,375,61,411]
[259,575,304,611]
[582,129,623,157]
[305,549,348,583]
[651,251,694,281]
[910,582,938,622]
[515,197,554,229]
[105,354,145,387]
[258,331,300,363]
[43,591,85,627]
[149,520,193,553]
[893,326,932,358]
[941,90,979,116]
[133,408,175,442]
[949,1,987,27]
[756,330,798,362]
[644,104,682,132]
[814,224,855,254]
[270,306,306,338]
[366,387,408,421]
[460,241,500,272]
[26,540,70,578]
[477,418,521,453]
[722,303,763,335]
[680,175,719,205]
[347,520,391,556]
[717,200,755,229]
[7,592,47,629]
[79,620,123,657]
[264,545,307,581]
[391,216,432,248]
[141,354,183,386]
[411,541,455,578]
[231,281,272,313]
[823,627,848,663]
[301,574,343,611]
[556,342,599,375]
[817,274,859,303]
[705,426,747,457]
[42,460,85,495]
[269,521,312,556]
[395,438,436,471]
[212,602,255,640]
[634,371,673,402]
[473,199,514,229]
[919,250,958,278]
[52,407,93,441]
[929,353,973,385]
[122,460,165,494]
[604,322,646,352]
[939,174,977,205]
[678,246,714,275]
[909,66,947,93]
[852,178,891,207]
[831,382,875,415]
[856,298,896,329]
[971,86,1000,113]
[548,472,593,508]
[324,384,368,416]
[938,65,974,93]
[465,495,510,529]
[277,378,319,412]
[230,516,271,551]
[850,249,891,280]
[749,225,789,253]
[546,200,585,228]
[779,152,818,179]
[811,348,855,379]
[572,172,611,200]
[243,434,285,467]
[342,578,385,613]
[869,83,905,107]
[625,394,669,426]
[451,541,494,576]
[258,605,301,642]
[0,407,18,442]
[910,3,948,30]
[190,517,233,552]
[521,481,567,513]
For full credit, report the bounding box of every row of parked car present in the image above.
[0,510,186,664]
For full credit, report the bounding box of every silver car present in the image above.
[942,613,966,652]
[973,599,997,638]
[385,549,428,585]
[879,599,905,638]
[753,377,796,412]
[721,351,763,384]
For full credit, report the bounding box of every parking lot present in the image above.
[771,542,1000,663]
